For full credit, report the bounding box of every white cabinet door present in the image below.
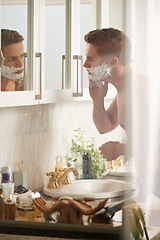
[41,0,72,104]
[0,0,38,107]
[41,0,109,103]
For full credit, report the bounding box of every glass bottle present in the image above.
[3,195,15,220]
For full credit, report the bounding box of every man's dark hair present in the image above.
[84,28,131,64]
[1,29,24,50]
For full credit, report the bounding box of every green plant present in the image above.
[65,128,106,178]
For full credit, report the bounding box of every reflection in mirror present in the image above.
[1,0,31,91]
[1,29,26,91]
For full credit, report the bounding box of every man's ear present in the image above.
[110,56,119,66]
[104,56,118,66]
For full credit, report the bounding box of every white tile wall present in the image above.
[0,99,126,191]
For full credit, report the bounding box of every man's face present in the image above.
[83,43,105,68]
[3,42,24,73]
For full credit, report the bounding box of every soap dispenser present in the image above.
[83,153,96,179]
[83,152,91,179]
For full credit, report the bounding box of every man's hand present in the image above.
[99,141,125,162]
[1,78,16,91]
[89,81,108,102]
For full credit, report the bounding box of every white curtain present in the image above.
[125,0,160,226]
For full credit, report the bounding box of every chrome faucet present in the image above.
[46,167,79,189]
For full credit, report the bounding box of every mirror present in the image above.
[80,0,93,89]
[44,0,97,91]
[45,0,66,90]
[1,0,31,91]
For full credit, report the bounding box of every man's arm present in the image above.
[93,96,119,134]
[89,82,119,134]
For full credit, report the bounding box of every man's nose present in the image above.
[16,58,23,68]
[83,60,89,68]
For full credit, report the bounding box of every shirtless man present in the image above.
[83,28,132,162]
[1,29,25,91]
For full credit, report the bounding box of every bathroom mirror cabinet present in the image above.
[0,0,124,106]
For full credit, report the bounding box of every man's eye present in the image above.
[7,58,14,62]
[90,58,95,62]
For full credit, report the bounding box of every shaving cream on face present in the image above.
[1,64,24,82]
[86,64,112,87]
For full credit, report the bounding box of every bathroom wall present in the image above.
[0,99,126,191]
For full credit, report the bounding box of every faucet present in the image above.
[46,167,79,189]
[57,167,79,187]
[46,171,59,188]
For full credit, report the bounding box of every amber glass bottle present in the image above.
[3,197,15,220]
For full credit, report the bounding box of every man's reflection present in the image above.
[1,29,25,91]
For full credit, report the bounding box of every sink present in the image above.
[43,179,135,199]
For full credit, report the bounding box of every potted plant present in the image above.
[64,128,107,179]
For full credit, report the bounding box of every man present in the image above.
[1,29,25,91]
[83,28,132,162]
